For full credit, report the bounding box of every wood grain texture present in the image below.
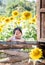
[0,41,37,49]
[37,0,45,41]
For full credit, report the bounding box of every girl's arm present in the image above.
[6,36,13,42]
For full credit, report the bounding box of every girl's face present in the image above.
[14,30,22,39]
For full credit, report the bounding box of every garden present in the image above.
[0,0,37,41]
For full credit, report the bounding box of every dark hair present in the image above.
[13,27,22,34]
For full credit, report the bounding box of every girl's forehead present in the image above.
[15,30,21,32]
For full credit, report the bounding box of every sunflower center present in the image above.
[33,50,40,56]
[0,28,2,32]
[10,17,13,20]
[14,12,18,15]
[24,13,30,17]
[32,19,35,22]
[5,19,9,22]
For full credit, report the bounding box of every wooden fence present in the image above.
[0,41,44,65]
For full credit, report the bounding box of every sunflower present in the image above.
[4,17,10,23]
[22,11,32,20]
[0,27,3,32]
[0,19,1,22]
[1,16,6,21]
[0,24,4,28]
[29,48,43,60]
[18,18,22,21]
[34,15,37,19]
[0,16,2,22]
[12,10,19,17]
[17,21,21,25]
[29,19,32,24]
[9,16,14,21]
[31,17,36,24]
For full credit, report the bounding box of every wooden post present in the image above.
[37,0,45,42]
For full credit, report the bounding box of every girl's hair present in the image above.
[13,27,22,34]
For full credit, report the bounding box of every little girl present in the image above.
[7,27,24,42]
[0,27,25,56]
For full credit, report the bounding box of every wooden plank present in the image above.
[36,0,41,41]
[28,61,45,65]
[0,61,44,65]
[0,60,28,65]
[0,52,28,63]
[37,0,45,41]
[40,8,45,12]
[0,41,37,49]
[42,0,45,8]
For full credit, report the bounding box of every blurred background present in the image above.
[0,0,37,41]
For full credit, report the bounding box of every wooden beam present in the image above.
[0,41,38,49]
[0,52,29,63]
[40,8,45,12]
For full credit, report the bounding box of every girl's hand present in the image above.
[16,39,25,42]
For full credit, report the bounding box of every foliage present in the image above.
[0,10,37,41]
[0,0,36,16]
[0,0,37,41]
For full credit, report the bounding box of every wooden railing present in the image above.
[0,41,44,65]
[0,41,38,49]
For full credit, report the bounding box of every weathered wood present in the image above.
[0,61,28,65]
[37,0,45,41]
[0,41,37,63]
[0,51,29,63]
[37,0,41,41]
[40,8,45,12]
[0,41,37,49]
[28,61,45,65]
[42,0,45,8]
[0,61,45,65]
[0,48,29,63]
